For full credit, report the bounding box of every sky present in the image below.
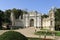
[0,0,60,14]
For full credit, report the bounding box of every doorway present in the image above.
[30,19,34,27]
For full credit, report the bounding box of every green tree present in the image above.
[4,9,11,23]
[12,8,23,19]
[42,14,48,18]
[55,9,60,31]
[22,10,28,18]
[0,10,4,29]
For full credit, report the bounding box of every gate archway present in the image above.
[30,19,34,27]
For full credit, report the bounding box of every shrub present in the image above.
[0,31,28,40]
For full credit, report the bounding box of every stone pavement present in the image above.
[14,27,55,39]
[55,36,60,40]
[0,30,9,35]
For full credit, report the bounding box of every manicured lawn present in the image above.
[35,31,55,36]
[35,30,60,36]
[55,31,60,36]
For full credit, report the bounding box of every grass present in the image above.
[55,31,60,36]
[35,30,60,36]
[35,31,55,36]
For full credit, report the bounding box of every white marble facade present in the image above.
[42,8,55,30]
[23,11,41,28]
[11,8,56,30]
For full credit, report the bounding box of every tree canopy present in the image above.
[42,14,48,18]
[55,9,60,31]
[12,8,23,19]
[0,10,4,29]
[0,8,28,29]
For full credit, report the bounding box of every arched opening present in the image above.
[30,19,34,27]
[50,21,52,26]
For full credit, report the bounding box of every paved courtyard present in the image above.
[15,27,40,38]
[15,27,55,39]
